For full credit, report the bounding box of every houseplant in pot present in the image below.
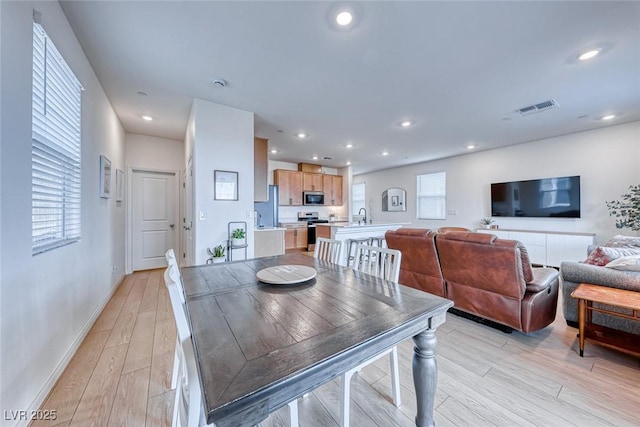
[606,184,640,231]
[207,245,226,263]
[231,228,246,247]
[480,217,494,229]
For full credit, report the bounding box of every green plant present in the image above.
[231,228,246,239]
[606,184,640,231]
[207,245,225,258]
[480,217,494,225]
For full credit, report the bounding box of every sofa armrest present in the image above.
[560,261,640,292]
[526,268,559,293]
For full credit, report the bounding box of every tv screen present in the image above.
[491,176,581,218]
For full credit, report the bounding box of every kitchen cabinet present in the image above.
[281,223,307,250]
[254,137,268,202]
[322,174,343,206]
[303,173,323,192]
[274,169,303,206]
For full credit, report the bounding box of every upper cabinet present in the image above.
[303,173,323,192]
[254,137,268,202]
[274,169,303,206]
[323,174,343,206]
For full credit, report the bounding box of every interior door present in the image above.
[132,169,177,271]
[184,158,194,265]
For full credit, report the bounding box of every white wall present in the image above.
[125,133,184,172]
[0,2,126,424]
[354,121,640,244]
[189,99,255,264]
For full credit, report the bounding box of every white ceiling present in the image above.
[59,1,640,174]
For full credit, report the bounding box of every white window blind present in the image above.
[32,21,83,254]
[352,182,366,215]
[417,172,446,220]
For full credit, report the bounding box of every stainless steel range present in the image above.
[297,211,329,252]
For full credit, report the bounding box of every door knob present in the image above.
[184,226,191,231]
[170,224,175,229]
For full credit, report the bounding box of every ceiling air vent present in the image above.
[517,99,559,116]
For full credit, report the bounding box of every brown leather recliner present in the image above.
[436,232,559,333]
[385,228,446,297]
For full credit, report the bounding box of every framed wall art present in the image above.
[214,170,238,201]
[99,155,112,198]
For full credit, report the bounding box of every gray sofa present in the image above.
[560,261,640,335]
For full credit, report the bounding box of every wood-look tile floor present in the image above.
[32,269,640,427]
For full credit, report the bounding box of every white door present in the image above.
[132,170,178,271]
[184,158,194,265]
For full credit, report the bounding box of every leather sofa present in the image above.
[386,229,560,333]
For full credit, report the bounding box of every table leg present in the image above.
[578,298,586,357]
[412,329,438,427]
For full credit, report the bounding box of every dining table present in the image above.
[180,252,454,427]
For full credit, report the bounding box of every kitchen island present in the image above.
[316,222,405,266]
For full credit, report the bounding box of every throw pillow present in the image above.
[605,255,640,272]
[584,246,640,266]
[604,235,640,248]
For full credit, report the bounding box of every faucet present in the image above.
[358,208,367,225]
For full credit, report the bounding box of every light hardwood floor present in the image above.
[32,269,639,427]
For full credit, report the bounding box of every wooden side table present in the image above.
[571,283,640,357]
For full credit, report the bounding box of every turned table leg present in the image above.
[413,329,438,427]
[578,298,586,357]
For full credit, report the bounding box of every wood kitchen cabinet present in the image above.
[322,174,343,206]
[303,173,323,192]
[274,169,303,206]
[283,225,307,250]
[254,137,268,202]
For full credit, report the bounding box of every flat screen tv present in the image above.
[491,176,581,218]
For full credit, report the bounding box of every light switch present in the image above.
[447,209,457,215]
[199,211,206,221]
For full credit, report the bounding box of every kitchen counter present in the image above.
[316,223,406,266]
[255,226,286,231]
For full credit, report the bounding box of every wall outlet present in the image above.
[111,265,117,275]
[447,209,458,215]
[199,211,206,220]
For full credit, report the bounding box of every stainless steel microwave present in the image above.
[303,191,325,205]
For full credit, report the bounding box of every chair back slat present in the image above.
[354,244,401,282]
[313,237,343,264]
[164,266,191,342]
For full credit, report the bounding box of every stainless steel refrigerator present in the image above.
[254,185,279,228]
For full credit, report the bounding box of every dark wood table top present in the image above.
[181,252,453,427]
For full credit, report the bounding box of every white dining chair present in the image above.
[313,237,343,264]
[164,266,300,427]
[341,244,402,427]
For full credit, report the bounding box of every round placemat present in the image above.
[256,265,317,284]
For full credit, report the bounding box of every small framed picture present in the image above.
[115,169,124,202]
[214,170,238,201]
[99,155,111,198]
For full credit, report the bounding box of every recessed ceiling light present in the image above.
[336,11,353,26]
[312,155,319,160]
[346,161,351,165]
[211,78,226,87]
[601,114,616,121]
[400,120,412,127]
[382,151,389,156]
[297,132,307,139]
[137,91,147,97]
[270,149,278,154]
[141,115,153,121]
[467,144,475,150]
[578,49,600,61]
[346,144,353,148]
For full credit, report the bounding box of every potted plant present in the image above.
[606,184,640,231]
[480,217,494,229]
[231,228,246,247]
[207,245,226,263]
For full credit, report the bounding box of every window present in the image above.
[352,182,366,215]
[417,172,446,220]
[32,22,83,254]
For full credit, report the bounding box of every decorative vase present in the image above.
[483,224,491,229]
[232,238,244,247]
[212,257,225,263]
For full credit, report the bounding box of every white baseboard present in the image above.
[15,273,125,427]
